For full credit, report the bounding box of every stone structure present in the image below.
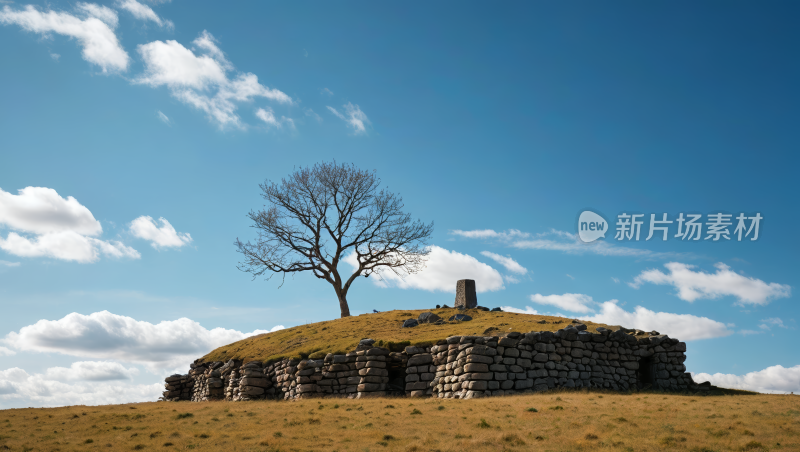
[454,279,477,309]
[161,322,712,402]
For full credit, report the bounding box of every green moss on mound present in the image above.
[201,309,616,365]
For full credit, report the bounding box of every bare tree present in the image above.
[235,161,434,318]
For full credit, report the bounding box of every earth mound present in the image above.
[201,308,616,365]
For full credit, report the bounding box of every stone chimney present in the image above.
[454,279,477,309]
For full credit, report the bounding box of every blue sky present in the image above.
[1,1,798,407]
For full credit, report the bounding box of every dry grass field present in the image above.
[2,391,797,452]
[202,308,614,364]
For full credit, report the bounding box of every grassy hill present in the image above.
[201,308,616,365]
[0,392,790,451]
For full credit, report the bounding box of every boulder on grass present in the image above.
[448,314,473,322]
[402,319,419,328]
[418,312,441,324]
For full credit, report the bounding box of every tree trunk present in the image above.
[337,292,351,318]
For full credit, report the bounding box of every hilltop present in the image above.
[201,308,616,364]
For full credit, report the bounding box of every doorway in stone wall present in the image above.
[385,357,407,395]
[638,356,655,389]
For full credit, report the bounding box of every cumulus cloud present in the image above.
[0,260,20,267]
[631,262,791,305]
[479,251,527,275]
[693,364,800,394]
[135,30,291,128]
[0,3,129,73]
[0,187,140,262]
[0,347,15,356]
[3,311,283,372]
[584,301,733,340]
[117,0,173,29]
[0,231,140,262]
[43,361,139,381]
[129,216,192,249]
[501,300,732,341]
[501,306,540,315]
[0,367,162,408]
[0,186,102,236]
[345,245,504,293]
[530,293,595,314]
[327,103,370,135]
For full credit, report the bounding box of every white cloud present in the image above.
[268,325,285,333]
[0,346,15,356]
[117,0,173,29]
[135,31,291,129]
[327,106,345,118]
[530,293,595,314]
[450,229,530,240]
[451,228,693,260]
[50,52,60,61]
[631,262,791,305]
[190,29,231,69]
[611,277,620,283]
[0,231,140,262]
[75,2,119,27]
[0,260,20,267]
[256,107,279,126]
[321,87,333,96]
[501,306,541,315]
[345,245,504,293]
[759,317,787,330]
[566,274,575,280]
[479,251,528,275]
[129,216,192,249]
[157,110,170,124]
[3,311,283,373]
[692,364,800,394]
[0,186,102,236]
[0,187,140,262]
[0,367,162,408]
[327,102,370,134]
[584,301,733,341]
[43,361,139,381]
[0,4,129,73]
[504,274,521,284]
[255,107,294,130]
[513,236,651,257]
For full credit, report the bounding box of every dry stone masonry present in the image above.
[454,279,477,309]
[161,321,712,402]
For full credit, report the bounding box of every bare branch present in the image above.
[236,161,433,317]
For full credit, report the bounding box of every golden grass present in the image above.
[202,309,615,364]
[2,392,797,451]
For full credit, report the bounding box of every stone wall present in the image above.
[161,323,710,402]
